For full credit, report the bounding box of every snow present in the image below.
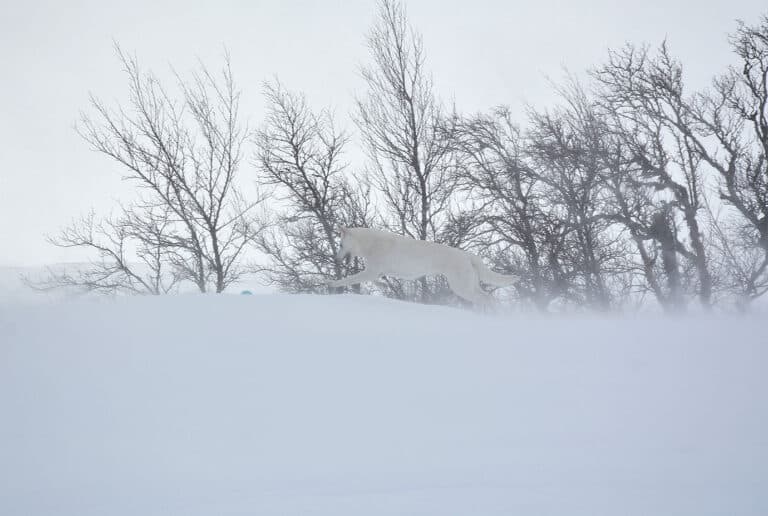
[1,293,766,515]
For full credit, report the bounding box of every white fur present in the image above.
[328,227,518,305]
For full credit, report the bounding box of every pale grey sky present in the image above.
[1,0,765,265]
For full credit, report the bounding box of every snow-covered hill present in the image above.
[1,294,766,515]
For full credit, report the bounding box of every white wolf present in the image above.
[328,227,518,305]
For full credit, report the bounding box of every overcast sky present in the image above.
[1,0,765,266]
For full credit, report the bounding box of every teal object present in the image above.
[240,290,253,295]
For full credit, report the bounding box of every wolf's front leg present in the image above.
[327,269,381,288]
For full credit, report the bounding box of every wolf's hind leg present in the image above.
[473,285,495,311]
[445,271,488,307]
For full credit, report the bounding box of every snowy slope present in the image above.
[1,294,766,515]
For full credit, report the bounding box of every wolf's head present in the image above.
[336,227,359,263]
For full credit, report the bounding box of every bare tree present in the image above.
[35,207,182,295]
[355,0,458,302]
[594,43,714,309]
[71,46,263,293]
[681,16,768,307]
[526,82,632,311]
[255,80,373,293]
[600,145,689,311]
[702,197,768,309]
[451,108,570,311]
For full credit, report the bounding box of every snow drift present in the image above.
[1,294,766,515]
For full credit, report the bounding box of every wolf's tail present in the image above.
[470,255,518,287]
